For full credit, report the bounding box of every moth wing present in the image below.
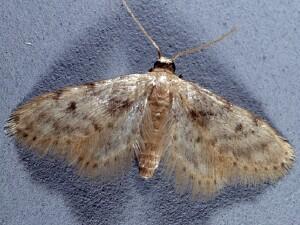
[162,79,295,197]
[6,74,154,179]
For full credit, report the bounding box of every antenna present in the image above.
[171,27,237,61]
[122,0,162,59]
[122,0,236,62]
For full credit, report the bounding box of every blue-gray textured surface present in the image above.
[1,0,300,225]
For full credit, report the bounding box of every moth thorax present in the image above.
[149,57,176,73]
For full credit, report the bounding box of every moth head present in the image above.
[149,56,176,73]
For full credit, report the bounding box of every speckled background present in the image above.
[1,0,300,225]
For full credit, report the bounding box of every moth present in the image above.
[6,0,295,198]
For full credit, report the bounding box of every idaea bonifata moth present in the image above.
[5,0,295,198]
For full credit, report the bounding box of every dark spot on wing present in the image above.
[261,143,268,149]
[235,123,243,132]
[66,101,77,113]
[198,110,215,117]
[93,123,102,132]
[107,97,133,115]
[189,110,198,121]
[242,132,249,138]
[188,109,215,127]
[78,156,84,162]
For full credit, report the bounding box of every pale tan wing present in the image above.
[6,74,154,179]
[162,79,295,198]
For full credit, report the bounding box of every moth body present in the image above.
[138,63,175,178]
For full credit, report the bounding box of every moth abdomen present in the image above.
[138,77,173,178]
[138,152,160,179]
